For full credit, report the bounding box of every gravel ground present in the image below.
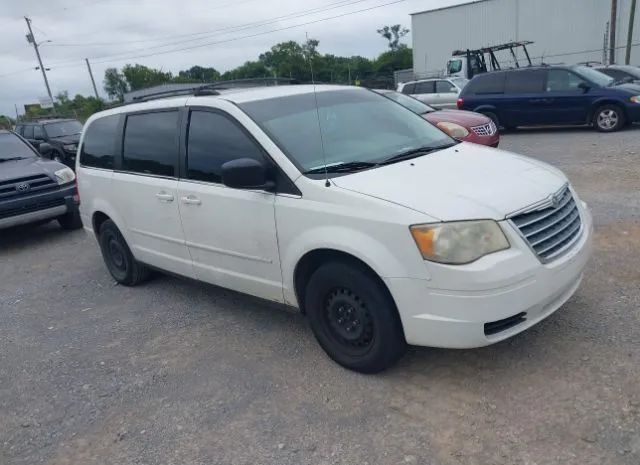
[1,126,639,465]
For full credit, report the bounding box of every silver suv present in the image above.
[397,77,469,109]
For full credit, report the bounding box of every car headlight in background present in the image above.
[63,144,78,151]
[631,96,640,104]
[54,167,76,185]
[436,121,470,139]
[410,220,510,264]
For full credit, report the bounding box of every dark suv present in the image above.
[457,65,640,132]
[15,119,83,167]
[0,130,81,231]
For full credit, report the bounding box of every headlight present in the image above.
[436,121,470,139]
[54,167,76,185]
[410,220,510,264]
[63,144,77,151]
[631,96,640,104]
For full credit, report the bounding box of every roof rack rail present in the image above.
[130,77,299,103]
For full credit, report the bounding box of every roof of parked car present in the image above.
[18,119,78,125]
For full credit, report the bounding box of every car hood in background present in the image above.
[331,143,567,221]
[0,157,65,182]
[423,109,490,127]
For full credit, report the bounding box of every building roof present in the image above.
[410,0,491,16]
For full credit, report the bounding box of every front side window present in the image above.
[123,111,178,177]
[23,125,34,139]
[80,115,119,169]
[0,132,38,160]
[239,89,453,175]
[436,80,456,93]
[546,70,587,92]
[505,70,545,93]
[45,121,83,138]
[447,59,462,74]
[33,125,44,139]
[186,110,265,184]
[414,81,435,94]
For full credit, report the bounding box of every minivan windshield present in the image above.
[45,120,83,138]
[239,88,454,175]
[0,132,37,161]
[573,66,615,87]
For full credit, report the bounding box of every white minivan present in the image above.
[77,84,592,373]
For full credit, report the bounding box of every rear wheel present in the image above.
[305,261,407,373]
[98,219,151,286]
[481,111,500,128]
[593,104,625,132]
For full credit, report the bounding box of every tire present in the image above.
[593,104,625,132]
[304,261,407,373]
[58,211,83,230]
[98,219,151,286]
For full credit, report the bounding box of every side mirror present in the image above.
[578,82,591,93]
[38,142,53,156]
[221,158,274,190]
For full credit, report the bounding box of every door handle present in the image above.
[155,192,174,202]
[181,195,201,206]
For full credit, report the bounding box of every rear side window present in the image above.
[186,110,265,184]
[23,125,34,139]
[505,70,546,93]
[123,111,178,177]
[466,73,505,94]
[414,81,435,94]
[401,83,415,94]
[80,115,119,169]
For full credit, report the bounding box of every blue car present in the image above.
[457,65,640,132]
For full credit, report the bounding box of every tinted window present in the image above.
[414,81,435,94]
[0,132,37,160]
[23,125,34,139]
[33,125,44,139]
[123,111,178,177]
[546,70,586,92]
[505,70,545,93]
[599,68,630,82]
[467,73,505,94]
[436,80,455,93]
[401,83,415,94]
[45,120,83,138]
[186,111,264,184]
[80,115,119,169]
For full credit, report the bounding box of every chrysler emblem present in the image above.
[550,191,563,209]
[16,182,30,192]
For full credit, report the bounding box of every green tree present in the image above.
[221,60,270,80]
[122,64,173,91]
[377,24,409,51]
[176,65,221,82]
[103,67,129,102]
[0,115,14,129]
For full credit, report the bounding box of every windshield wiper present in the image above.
[304,161,378,175]
[380,142,458,165]
[0,156,28,163]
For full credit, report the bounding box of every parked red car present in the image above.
[374,89,500,147]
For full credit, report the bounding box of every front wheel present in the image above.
[593,105,625,132]
[305,261,407,373]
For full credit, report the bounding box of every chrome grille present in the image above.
[510,186,582,262]
[0,174,57,201]
[471,121,497,136]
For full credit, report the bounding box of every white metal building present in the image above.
[411,0,640,78]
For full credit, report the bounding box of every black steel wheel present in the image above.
[98,219,151,286]
[305,260,406,373]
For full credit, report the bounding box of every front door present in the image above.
[544,69,592,124]
[112,109,194,278]
[177,108,283,302]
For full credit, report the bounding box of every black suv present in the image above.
[15,119,83,167]
[0,130,81,231]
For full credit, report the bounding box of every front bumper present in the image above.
[0,183,78,229]
[385,203,593,348]
[625,104,640,122]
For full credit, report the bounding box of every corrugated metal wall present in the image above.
[411,0,640,78]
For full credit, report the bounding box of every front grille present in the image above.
[0,197,65,220]
[0,174,58,201]
[510,185,583,262]
[471,121,497,136]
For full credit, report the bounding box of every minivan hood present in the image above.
[331,143,567,221]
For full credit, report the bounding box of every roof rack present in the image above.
[131,77,299,103]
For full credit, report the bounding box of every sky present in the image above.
[0,0,466,117]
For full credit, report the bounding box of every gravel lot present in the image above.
[1,126,639,465]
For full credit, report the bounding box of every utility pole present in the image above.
[626,0,637,64]
[24,16,56,115]
[14,104,20,122]
[610,0,618,65]
[85,58,100,99]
